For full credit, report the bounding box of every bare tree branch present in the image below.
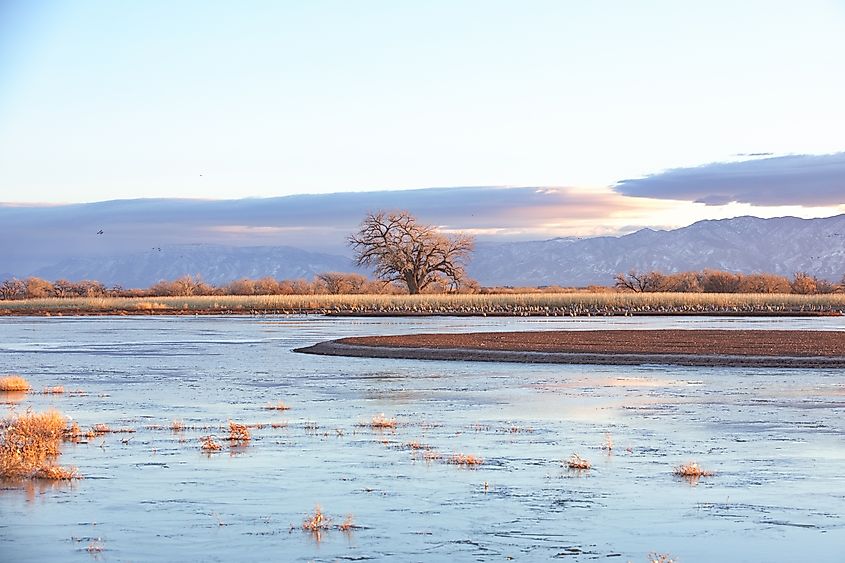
[349,211,474,294]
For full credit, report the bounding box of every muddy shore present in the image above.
[296,329,845,368]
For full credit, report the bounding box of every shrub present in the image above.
[228,421,251,443]
[200,435,222,452]
[0,375,31,392]
[566,453,591,469]
[674,461,714,478]
[0,409,78,479]
[368,414,397,429]
[448,453,483,466]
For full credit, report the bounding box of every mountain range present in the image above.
[470,214,845,286]
[19,214,845,287]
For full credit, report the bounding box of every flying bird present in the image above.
[96,229,104,235]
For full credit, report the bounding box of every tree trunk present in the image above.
[404,271,420,294]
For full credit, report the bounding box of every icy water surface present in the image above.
[1,315,844,562]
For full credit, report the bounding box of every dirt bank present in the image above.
[296,329,845,368]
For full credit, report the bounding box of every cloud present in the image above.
[614,152,845,206]
[0,186,640,274]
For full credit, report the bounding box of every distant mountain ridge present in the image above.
[15,214,845,287]
[34,244,357,288]
[469,214,845,286]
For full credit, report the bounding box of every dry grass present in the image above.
[421,450,442,462]
[0,408,78,480]
[339,514,355,532]
[200,435,222,452]
[263,401,291,411]
[32,464,79,480]
[674,462,714,478]
[649,553,676,563]
[302,505,331,532]
[64,421,83,442]
[602,432,614,451]
[404,440,430,450]
[0,375,31,392]
[566,453,592,470]
[228,421,251,443]
[42,386,65,395]
[171,419,184,432]
[6,291,844,316]
[368,414,397,429]
[91,423,111,434]
[448,453,484,466]
[301,506,356,536]
[86,540,104,554]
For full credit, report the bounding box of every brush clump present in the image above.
[302,505,331,532]
[566,453,591,470]
[674,461,714,478]
[200,435,222,452]
[448,453,484,466]
[0,408,78,480]
[263,401,291,411]
[228,421,251,443]
[368,414,397,429]
[0,375,31,392]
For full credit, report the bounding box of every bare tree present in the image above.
[316,272,369,294]
[24,277,54,299]
[349,211,474,294]
[613,270,667,292]
[52,279,75,298]
[0,278,26,300]
[737,273,791,293]
[699,270,742,293]
[790,272,818,295]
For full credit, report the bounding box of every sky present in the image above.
[1,0,844,238]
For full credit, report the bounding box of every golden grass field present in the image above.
[0,292,843,315]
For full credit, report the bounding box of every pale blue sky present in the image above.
[0,0,844,208]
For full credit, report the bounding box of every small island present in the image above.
[296,329,845,368]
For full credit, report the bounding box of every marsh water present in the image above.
[1,315,844,562]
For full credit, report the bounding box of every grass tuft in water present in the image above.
[0,375,31,392]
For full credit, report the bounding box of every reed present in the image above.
[2,292,843,316]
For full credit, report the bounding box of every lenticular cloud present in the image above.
[614,152,845,206]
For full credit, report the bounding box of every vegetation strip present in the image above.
[1,292,844,317]
[296,329,845,368]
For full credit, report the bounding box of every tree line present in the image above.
[0,273,407,300]
[1,268,841,301]
[614,269,843,294]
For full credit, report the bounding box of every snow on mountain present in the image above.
[467,214,845,286]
